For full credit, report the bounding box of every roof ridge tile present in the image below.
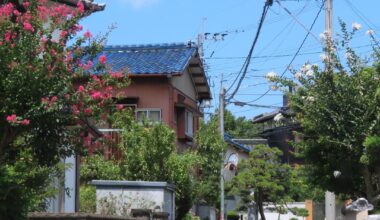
[103,42,194,51]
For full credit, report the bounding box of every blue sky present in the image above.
[81,0,380,119]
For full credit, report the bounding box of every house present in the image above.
[96,42,211,151]
[196,133,266,220]
[223,134,267,220]
[252,93,301,164]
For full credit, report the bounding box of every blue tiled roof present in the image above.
[224,133,251,153]
[96,43,198,75]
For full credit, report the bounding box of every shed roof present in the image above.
[91,180,176,192]
[224,133,251,153]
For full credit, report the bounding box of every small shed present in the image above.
[91,180,176,220]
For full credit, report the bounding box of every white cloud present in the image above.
[118,0,159,9]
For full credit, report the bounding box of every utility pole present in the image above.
[219,74,225,220]
[324,1,336,220]
[325,0,333,36]
[324,0,333,69]
[197,17,207,60]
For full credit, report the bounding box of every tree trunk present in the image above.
[0,125,13,163]
[362,166,375,199]
[257,189,266,220]
[368,166,380,207]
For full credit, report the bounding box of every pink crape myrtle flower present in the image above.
[0,3,13,16]
[77,1,85,13]
[90,91,102,100]
[83,60,93,70]
[22,1,30,8]
[72,105,80,115]
[6,114,17,123]
[6,114,30,125]
[116,104,124,110]
[98,55,106,64]
[78,85,85,93]
[13,9,21,16]
[84,30,92,39]
[5,30,11,42]
[110,71,123,78]
[83,108,92,115]
[20,119,30,125]
[60,30,68,39]
[23,22,34,33]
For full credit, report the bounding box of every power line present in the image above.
[247,0,325,104]
[344,0,380,38]
[206,43,373,60]
[275,0,320,42]
[231,101,282,109]
[226,1,272,101]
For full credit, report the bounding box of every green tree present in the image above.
[230,145,292,220]
[112,112,199,220]
[271,23,380,205]
[0,1,127,218]
[195,118,226,205]
[222,109,259,139]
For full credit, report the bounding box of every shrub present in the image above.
[79,185,96,213]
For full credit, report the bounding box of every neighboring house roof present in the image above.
[252,107,293,124]
[224,133,251,153]
[259,124,301,138]
[98,43,211,100]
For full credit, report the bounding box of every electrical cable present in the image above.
[246,0,325,104]
[344,0,380,38]
[206,43,372,60]
[226,1,272,101]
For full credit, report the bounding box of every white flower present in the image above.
[306,96,315,102]
[301,64,312,73]
[319,31,331,41]
[345,52,353,60]
[319,31,328,40]
[294,72,302,80]
[352,22,362,31]
[271,85,279,91]
[320,54,329,62]
[274,113,284,122]
[305,70,314,78]
[366,29,375,36]
[266,71,277,80]
[319,32,326,40]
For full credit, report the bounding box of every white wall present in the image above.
[263,202,306,220]
[95,185,175,220]
[171,69,197,100]
[223,146,249,182]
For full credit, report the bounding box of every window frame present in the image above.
[136,108,162,123]
[185,110,193,137]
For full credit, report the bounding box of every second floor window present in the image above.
[185,110,193,137]
[136,109,161,123]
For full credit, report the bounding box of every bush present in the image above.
[79,185,96,213]
[227,211,240,220]
[80,154,123,184]
[183,213,200,220]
